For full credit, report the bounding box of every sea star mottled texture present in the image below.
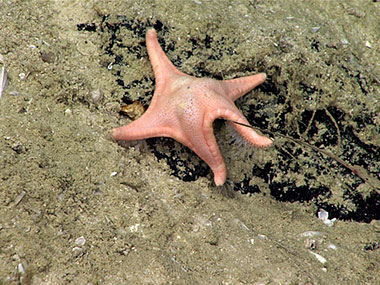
[111,29,272,186]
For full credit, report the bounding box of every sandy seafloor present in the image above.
[1,0,380,284]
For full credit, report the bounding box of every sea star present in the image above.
[111,28,272,186]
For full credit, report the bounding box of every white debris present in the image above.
[72,247,83,256]
[0,65,7,99]
[233,218,250,231]
[299,231,322,237]
[130,223,140,232]
[365,41,372,48]
[91,89,102,103]
[14,191,26,206]
[318,209,328,220]
[327,243,338,250]
[318,209,336,227]
[19,72,26,80]
[17,263,25,275]
[309,250,327,264]
[75,236,86,246]
[64,108,72,116]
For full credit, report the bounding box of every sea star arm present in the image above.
[205,107,272,148]
[201,107,272,186]
[146,29,187,95]
[110,108,182,142]
[221,73,267,101]
[228,120,273,148]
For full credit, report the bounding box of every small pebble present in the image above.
[40,51,56,63]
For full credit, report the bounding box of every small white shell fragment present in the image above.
[64,108,72,116]
[0,65,7,99]
[299,231,322,237]
[14,191,26,206]
[110,171,117,177]
[74,236,86,246]
[318,209,336,227]
[19,73,26,80]
[324,218,336,227]
[309,250,327,264]
[233,218,249,231]
[327,243,338,250]
[365,41,372,48]
[72,247,83,257]
[91,89,102,103]
[130,223,140,232]
[318,209,329,220]
[17,263,25,274]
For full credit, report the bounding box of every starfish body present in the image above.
[111,29,272,186]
